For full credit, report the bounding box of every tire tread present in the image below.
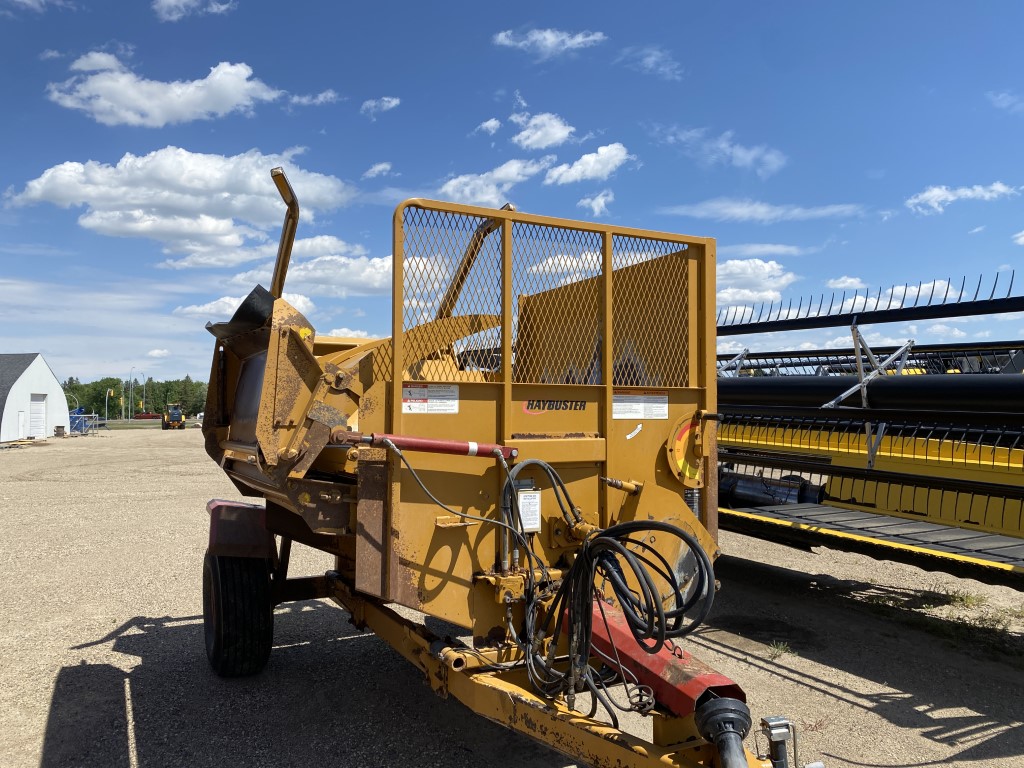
[203,553,272,677]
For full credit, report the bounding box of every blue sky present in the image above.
[2,1,1023,382]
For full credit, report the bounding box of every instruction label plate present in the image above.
[517,490,542,533]
[402,383,459,414]
[612,390,668,420]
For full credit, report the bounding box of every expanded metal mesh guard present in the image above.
[392,202,706,387]
[612,235,690,388]
[512,223,603,384]
[396,207,503,382]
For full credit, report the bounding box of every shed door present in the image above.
[29,394,46,439]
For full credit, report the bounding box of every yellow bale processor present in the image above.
[199,169,814,768]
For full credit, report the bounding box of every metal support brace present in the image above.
[865,422,888,470]
[718,348,750,377]
[821,327,915,409]
[821,326,913,471]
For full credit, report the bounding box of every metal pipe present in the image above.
[435,203,514,320]
[761,717,794,768]
[719,373,1024,411]
[718,471,823,508]
[330,428,518,460]
[600,476,642,495]
[270,167,299,298]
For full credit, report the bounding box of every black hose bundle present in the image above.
[522,517,716,723]
[565,520,715,653]
[386,443,717,724]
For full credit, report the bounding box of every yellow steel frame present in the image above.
[205,186,782,768]
[378,198,719,628]
[389,197,719,442]
[329,578,768,768]
[718,422,1024,538]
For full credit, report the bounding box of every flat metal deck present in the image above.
[720,503,1024,580]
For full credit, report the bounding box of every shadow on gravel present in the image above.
[704,554,1024,766]
[40,601,567,768]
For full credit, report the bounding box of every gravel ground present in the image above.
[1,429,1022,768]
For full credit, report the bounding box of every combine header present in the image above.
[716,311,1024,585]
[198,169,816,768]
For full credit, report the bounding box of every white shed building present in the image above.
[0,354,71,443]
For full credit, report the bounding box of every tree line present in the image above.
[62,375,207,420]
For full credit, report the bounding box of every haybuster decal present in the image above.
[522,400,587,415]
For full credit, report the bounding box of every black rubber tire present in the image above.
[203,552,273,677]
[161,419,168,430]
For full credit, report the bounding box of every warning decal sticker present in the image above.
[612,390,669,420]
[402,383,460,414]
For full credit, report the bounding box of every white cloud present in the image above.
[152,0,234,22]
[824,332,911,350]
[716,340,748,355]
[39,48,63,60]
[905,181,1017,214]
[492,28,606,60]
[661,198,863,223]
[654,126,787,178]
[439,156,555,207]
[0,276,223,381]
[232,254,392,299]
[616,46,683,81]
[577,190,614,217]
[718,243,808,258]
[174,292,314,319]
[326,326,371,338]
[968,225,985,235]
[6,0,67,11]
[1012,230,1024,246]
[811,279,962,317]
[0,242,73,258]
[475,118,501,135]
[511,113,575,149]
[362,162,393,179]
[47,53,281,127]
[193,233,367,273]
[11,146,356,269]
[288,235,368,259]
[147,348,171,358]
[70,51,124,72]
[360,96,400,120]
[717,259,799,304]
[827,276,866,290]
[926,323,967,339]
[282,293,316,316]
[528,252,601,275]
[290,89,340,107]
[173,295,245,318]
[986,90,1024,114]
[544,143,633,185]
